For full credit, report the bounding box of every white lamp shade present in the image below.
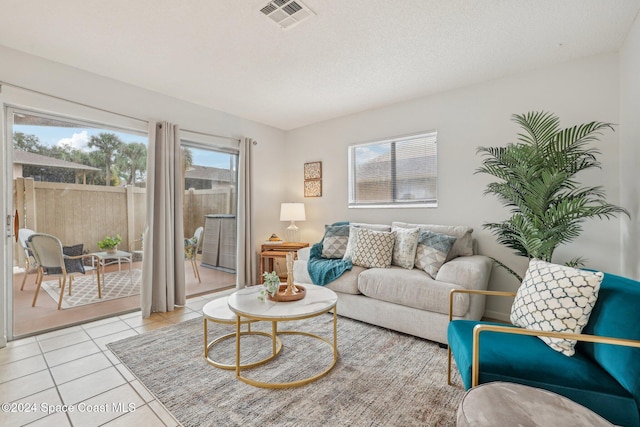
[280,203,306,221]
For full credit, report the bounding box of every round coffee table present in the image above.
[202,297,282,370]
[227,284,338,389]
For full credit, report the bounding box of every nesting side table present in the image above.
[259,242,309,283]
[202,297,282,370]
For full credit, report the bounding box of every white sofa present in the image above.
[293,222,493,344]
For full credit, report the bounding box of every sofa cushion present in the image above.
[357,267,470,316]
[510,259,603,356]
[325,266,366,295]
[448,320,638,427]
[580,272,640,406]
[392,222,473,261]
[414,230,457,278]
[321,224,350,258]
[391,226,420,269]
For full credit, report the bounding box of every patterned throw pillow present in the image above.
[322,224,350,258]
[391,226,420,269]
[342,226,360,261]
[184,236,198,259]
[351,228,396,268]
[414,231,457,278]
[45,244,85,275]
[510,259,604,357]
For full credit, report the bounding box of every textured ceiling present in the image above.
[1,0,639,130]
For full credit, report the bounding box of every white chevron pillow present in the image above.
[510,259,603,356]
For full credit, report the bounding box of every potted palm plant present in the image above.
[97,234,122,254]
[477,111,629,281]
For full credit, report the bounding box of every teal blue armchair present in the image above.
[447,272,640,427]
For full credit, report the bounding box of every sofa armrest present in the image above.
[470,324,640,387]
[448,289,516,321]
[437,255,493,321]
[296,246,311,262]
[437,255,492,290]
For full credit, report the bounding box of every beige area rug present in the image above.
[107,314,465,426]
[41,269,141,309]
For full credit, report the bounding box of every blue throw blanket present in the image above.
[307,222,352,286]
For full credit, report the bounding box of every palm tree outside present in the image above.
[88,132,123,186]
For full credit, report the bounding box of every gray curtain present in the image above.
[141,121,186,317]
[236,137,256,288]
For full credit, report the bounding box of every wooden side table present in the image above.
[259,242,309,283]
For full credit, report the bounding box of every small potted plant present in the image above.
[259,271,280,301]
[97,234,122,254]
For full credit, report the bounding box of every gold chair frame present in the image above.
[447,288,640,387]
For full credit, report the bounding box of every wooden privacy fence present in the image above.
[13,177,235,266]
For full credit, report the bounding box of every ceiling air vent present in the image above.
[260,0,315,30]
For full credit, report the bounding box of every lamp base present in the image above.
[285,222,300,243]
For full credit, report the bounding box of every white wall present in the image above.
[0,45,288,253]
[285,53,624,321]
[0,45,287,344]
[620,14,640,280]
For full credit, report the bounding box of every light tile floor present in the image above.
[1,292,229,427]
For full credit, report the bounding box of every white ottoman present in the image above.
[457,382,614,427]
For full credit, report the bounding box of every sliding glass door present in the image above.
[181,142,238,295]
[9,108,148,337]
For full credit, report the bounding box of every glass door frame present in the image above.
[2,99,148,342]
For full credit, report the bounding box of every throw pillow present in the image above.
[45,244,85,275]
[322,224,350,259]
[342,226,361,261]
[351,228,396,269]
[391,222,473,261]
[184,236,198,259]
[391,226,420,269]
[414,231,457,278]
[510,259,604,357]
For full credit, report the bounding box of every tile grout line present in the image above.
[34,332,75,427]
[4,292,225,426]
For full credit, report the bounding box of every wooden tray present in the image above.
[268,284,306,302]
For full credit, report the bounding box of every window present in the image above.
[348,131,437,208]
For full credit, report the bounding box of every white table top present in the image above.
[92,250,132,259]
[203,297,243,322]
[228,284,337,320]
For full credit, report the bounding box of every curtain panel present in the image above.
[141,121,186,317]
[236,137,256,288]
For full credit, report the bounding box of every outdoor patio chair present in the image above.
[27,233,101,310]
[130,237,144,262]
[18,228,36,290]
[185,226,204,283]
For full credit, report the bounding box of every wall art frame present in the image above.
[304,179,322,197]
[304,161,322,180]
[304,161,322,197]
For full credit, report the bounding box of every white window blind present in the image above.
[348,131,437,208]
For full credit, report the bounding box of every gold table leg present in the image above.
[235,309,339,389]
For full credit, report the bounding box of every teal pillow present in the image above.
[414,230,457,278]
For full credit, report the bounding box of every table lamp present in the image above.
[280,203,306,243]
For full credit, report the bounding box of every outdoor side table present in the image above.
[92,250,133,275]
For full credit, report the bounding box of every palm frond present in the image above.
[478,111,627,279]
